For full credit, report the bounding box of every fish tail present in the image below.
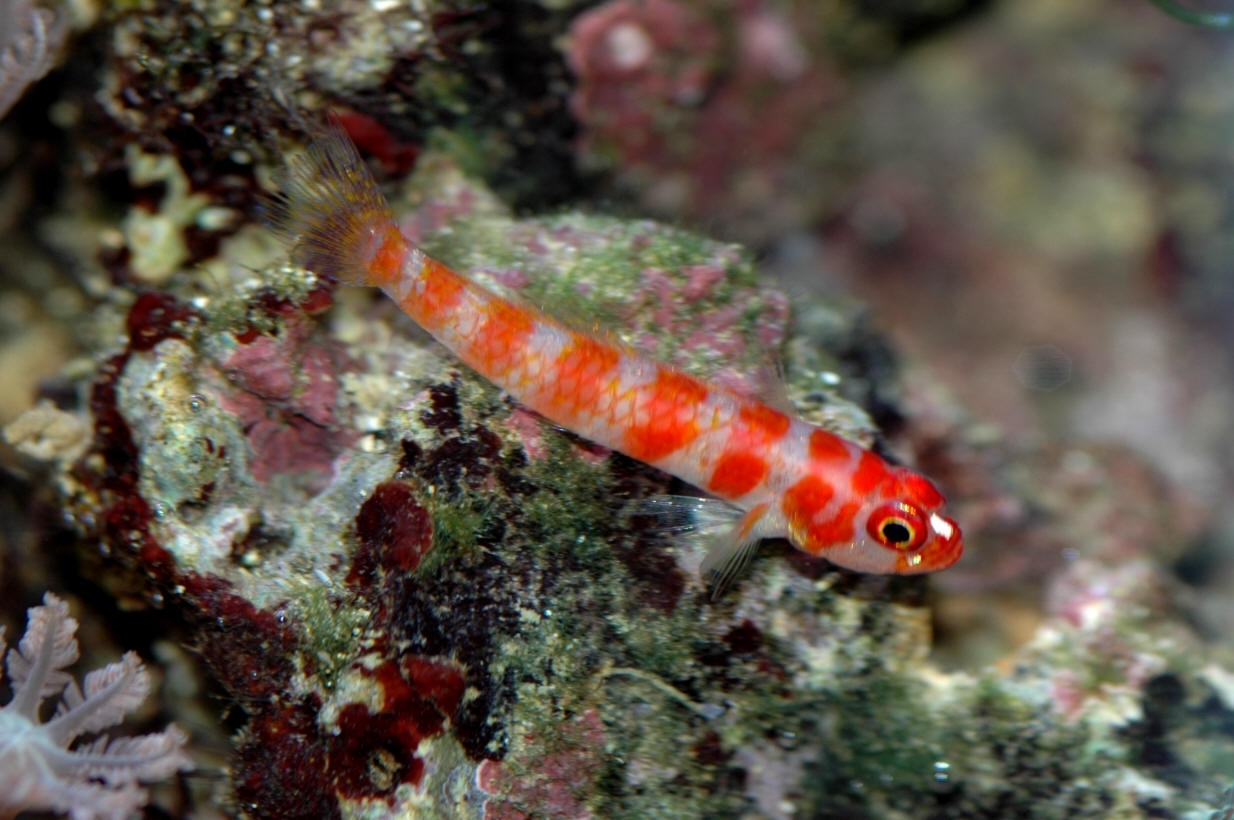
[269,125,405,287]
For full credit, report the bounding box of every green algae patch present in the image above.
[293,587,373,691]
[419,492,491,574]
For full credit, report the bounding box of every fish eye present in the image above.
[881,520,912,543]
[866,502,928,551]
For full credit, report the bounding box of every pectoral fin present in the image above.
[700,502,774,600]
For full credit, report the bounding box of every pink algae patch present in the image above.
[492,267,532,289]
[757,290,791,347]
[506,408,550,462]
[568,0,840,232]
[571,440,612,466]
[222,335,296,400]
[397,188,479,244]
[568,0,719,148]
[476,709,606,820]
[218,316,354,486]
[297,345,343,427]
[681,264,725,301]
[637,267,681,329]
[243,416,345,485]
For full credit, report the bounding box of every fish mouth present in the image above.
[896,513,963,573]
[929,512,955,542]
[928,512,964,568]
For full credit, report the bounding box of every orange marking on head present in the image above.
[809,501,859,548]
[782,474,835,552]
[808,428,852,464]
[850,450,890,496]
[623,368,708,462]
[896,471,945,509]
[707,451,770,499]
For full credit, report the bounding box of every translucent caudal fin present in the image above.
[267,124,398,285]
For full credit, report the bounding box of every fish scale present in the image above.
[272,127,963,595]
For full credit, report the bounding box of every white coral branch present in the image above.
[0,593,193,820]
[5,589,78,714]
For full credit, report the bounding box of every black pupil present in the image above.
[881,521,912,543]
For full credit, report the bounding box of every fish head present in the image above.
[788,466,963,575]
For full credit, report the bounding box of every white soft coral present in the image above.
[0,592,192,820]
